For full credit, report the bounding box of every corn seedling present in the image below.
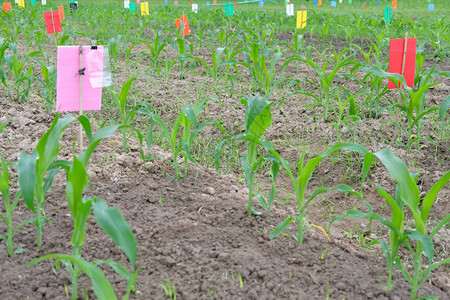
[392,67,449,150]
[190,47,238,93]
[126,34,167,72]
[139,98,225,180]
[35,64,57,112]
[171,37,192,80]
[269,143,368,243]
[3,44,39,102]
[238,43,294,97]
[161,279,176,300]
[329,148,450,299]
[296,51,356,121]
[0,154,29,256]
[108,35,125,70]
[17,114,78,250]
[28,120,140,299]
[107,75,156,152]
[17,114,144,251]
[215,94,280,216]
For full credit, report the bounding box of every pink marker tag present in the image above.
[56,46,104,112]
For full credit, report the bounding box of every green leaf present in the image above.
[79,125,121,166]
[244,94,272,139]
[373,149,420,213]
[439,96,450,121]
[376,184,404,249]
[93,198,137,268]
[27,254,118,300]
[94,260,132,281]
[17,151,39,213]
[43,167,61,196]
[407,231,433,262]
[0,154,10,194]
[270,217,295,238]
[306,184,362,208]
[255,193,268,211]
[250,208,262,216]
[421,171,450,223]
[181,140,196,165]
[181,105,196,128]
[36,114,76,175]
[65,157,89,217]
[119,77,137,119]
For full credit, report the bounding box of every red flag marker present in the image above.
[175,15,191,37]
[2,2,12,12]
[58,5,65,21]
[44,11,62,34]
[388,35,416,89]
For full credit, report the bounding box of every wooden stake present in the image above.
[79,45,83,151]
[398,32,408,105]
[50,10,58,49]
[401,32,408,78]
[182,10,185,39]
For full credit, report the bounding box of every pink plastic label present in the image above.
[56,46,103,112]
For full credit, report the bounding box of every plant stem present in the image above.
[410,242,423,299]
[297,212,304,243]
[247,172,253,216]
[246,142,257,216]
[4,194,13,257]
[35,198,43,251]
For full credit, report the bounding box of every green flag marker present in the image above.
[225,3,234,16]
[385,6,392,24]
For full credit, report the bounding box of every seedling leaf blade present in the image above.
[93,198,137,268]
[244,94,272,139]
[270,217,295,238]
[27,254,118,300]
[17,151,39,212]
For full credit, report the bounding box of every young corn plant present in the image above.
[364,66,448,150]
[238,43,283,96]
[37,158,138,300]
[4,44,39,102]
[190,47,238,93]
[17,114,144,251]
[138,98,225,180]
[108,35,125,70]
[107,75,156,152]
[28,118,142,299]
[297,51,356,121]
[126,34,167,72]
[28,187,138,300]
[17,114,78,250]
[329,149,450,299]
[215,94,280,216]
[268,143,368,243]
[35,64,57,113]
[396,67,449,150]
[171,37,192,80]
[0,154,31,257]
